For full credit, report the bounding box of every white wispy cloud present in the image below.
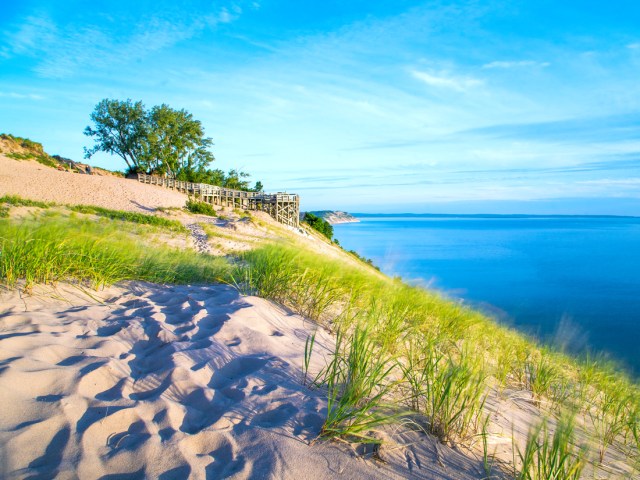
[578,178,640,186]
[0,91,44,100]
[2,4,245,79]
[628,43,640,49]
[482,60,550,69]
[410,70,483,92]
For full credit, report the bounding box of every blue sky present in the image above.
[1,1,640,214]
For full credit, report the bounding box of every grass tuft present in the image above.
[317,324,399,443]
[516,414,586,480]
[399,335,486,442]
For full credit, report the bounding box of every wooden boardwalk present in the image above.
[137,173,300,227]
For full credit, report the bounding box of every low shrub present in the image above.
[186,198,218,216]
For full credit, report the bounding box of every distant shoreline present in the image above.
[328,218,360,225]
[351,212,640,219]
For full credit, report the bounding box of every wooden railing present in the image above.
[137,173,300,227]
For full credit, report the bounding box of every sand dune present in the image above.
[0,155,187,212]
[0,283,487,479]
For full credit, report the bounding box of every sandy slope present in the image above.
[0,283,488,479]
[0,155,187,212]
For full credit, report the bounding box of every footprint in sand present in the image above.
[179,389,229,434]
[208,355,272,390]
[205,441,246,478]
[251,403,299,428]
[292,413,325,440]
[76,362,117,398]
[251,383,278,396]
[158,465,191,479]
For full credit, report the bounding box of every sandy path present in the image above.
[0,155,187,212]
[0,283,485,479]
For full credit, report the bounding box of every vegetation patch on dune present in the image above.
[1,194,57,209]
[1,133,60,169]
[185,198,218,216]
[0,195,186,232]
[0,214,228,290]
[69,204,187,232]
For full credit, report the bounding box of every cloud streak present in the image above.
[1,5,243,78]
[411,70,483,92]
[482,60,550,69]
[0,91,44,100]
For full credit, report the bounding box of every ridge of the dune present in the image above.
[0,154,187,213]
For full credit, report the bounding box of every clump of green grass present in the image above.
[399,335,486,443]
[316,324,399,443]
[69,204,186,232]
[524,351,561,406]
[186,198,218,216]
[0,217,228,290]
[236,244,358,322]
[233,208,252,220]
[515,414,587,480]
[588,381,634,464]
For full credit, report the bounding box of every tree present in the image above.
[303,212,334,240]
[84,99,147,171]
[223,169,251,190]
[146,104,214,179]
[84,99,215,178]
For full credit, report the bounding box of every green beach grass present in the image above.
[0,208,227,290]
[1,197,639,477]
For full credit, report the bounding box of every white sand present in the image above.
[0,283,487,479]
[0,155,188,212]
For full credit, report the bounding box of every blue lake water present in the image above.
[333,215,640,375]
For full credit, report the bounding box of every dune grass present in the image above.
[0,216,228,290]
[515,414,587,480]
[0,194,57,209]
[316,325,399,443]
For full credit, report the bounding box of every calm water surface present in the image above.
[334,215,640,375]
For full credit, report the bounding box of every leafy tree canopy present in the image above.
[84,99,263,191]
[84,99,147,171]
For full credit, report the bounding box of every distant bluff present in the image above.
[307,210,359,225]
